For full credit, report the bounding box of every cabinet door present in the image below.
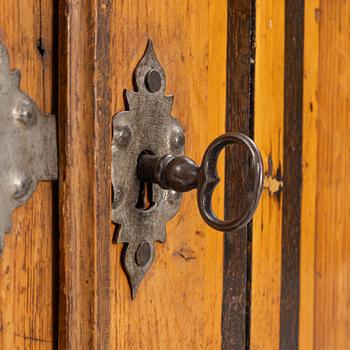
[252,1,350,349]
[57,1,229,349]
[0,2,58,349]
[1,1,350,349]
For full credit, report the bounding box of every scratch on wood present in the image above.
[314,8,321,23]
[14,332,53,343]
[36,37,46,57]
[173,247,196,261]
[264,176,283,195]
[265,155,283,200]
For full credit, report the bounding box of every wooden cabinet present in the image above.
[0,1,349,349]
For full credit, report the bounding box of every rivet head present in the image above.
[112,186,124,209]
[114,125,131,148]
[12,176,33,201]
[170,127,185,151]
[145,70,162,93]
[135,241,151,267]
[167,190,181,206]
[13,99,36,127]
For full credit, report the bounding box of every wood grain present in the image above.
[0,1,57,349]
[222,1,255,349]
[58,0,111,348]
[314,1,350,348]
[109,1,226,349]
[299,0,319,348]
[250,1,284,349]
[279,1,304,348]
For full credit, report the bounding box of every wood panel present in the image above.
[299,0,319,348]
[58,0,111,348]
[0,0,57,348]
[109,1,226,349]
[279,1,304,348]
[253,1,350,349]
[250,1,284,349]
[314,1,350,348]
[222,1,254,348]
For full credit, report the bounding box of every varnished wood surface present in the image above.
[252,1,350,349]
[109,1,226,349]
[56,1,349,348]
[280,0,304,348]
[313,1,350,348]
[1,2,349,349]
[250,1,284,349]
[0,1,57,349]
[58,0,111,348]
[222,1,254,348]
[299,0,319,348]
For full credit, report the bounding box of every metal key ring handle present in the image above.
[197,132,264,231]
[137,132,264,232]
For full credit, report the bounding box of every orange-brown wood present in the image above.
[5,2,350,349]
[251,1,284,349]
[299,1,319,349]
[53,2,350,349]
[109,1,226,349]
[58,0,111,348]
[0,1,57,349]
[313,1,350,348]
[251,1,350,348]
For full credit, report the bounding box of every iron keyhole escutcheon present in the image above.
[111,40,264,299]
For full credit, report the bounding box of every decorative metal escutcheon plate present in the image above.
[0,42,57,251]
[111,40,184,298]
[112,40,264,298]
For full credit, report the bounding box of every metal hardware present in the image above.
[112,40,264,298]
[138,132,264,232]
[0,42,57,252]
[112,40,184,298]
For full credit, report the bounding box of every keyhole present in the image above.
[135,150,155,211]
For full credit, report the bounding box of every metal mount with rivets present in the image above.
[111,40,185,298]
[0,42,57,252]
[112,40,265,299]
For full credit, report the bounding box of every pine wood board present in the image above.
[314,1,350,348]
[251,1,284,349]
